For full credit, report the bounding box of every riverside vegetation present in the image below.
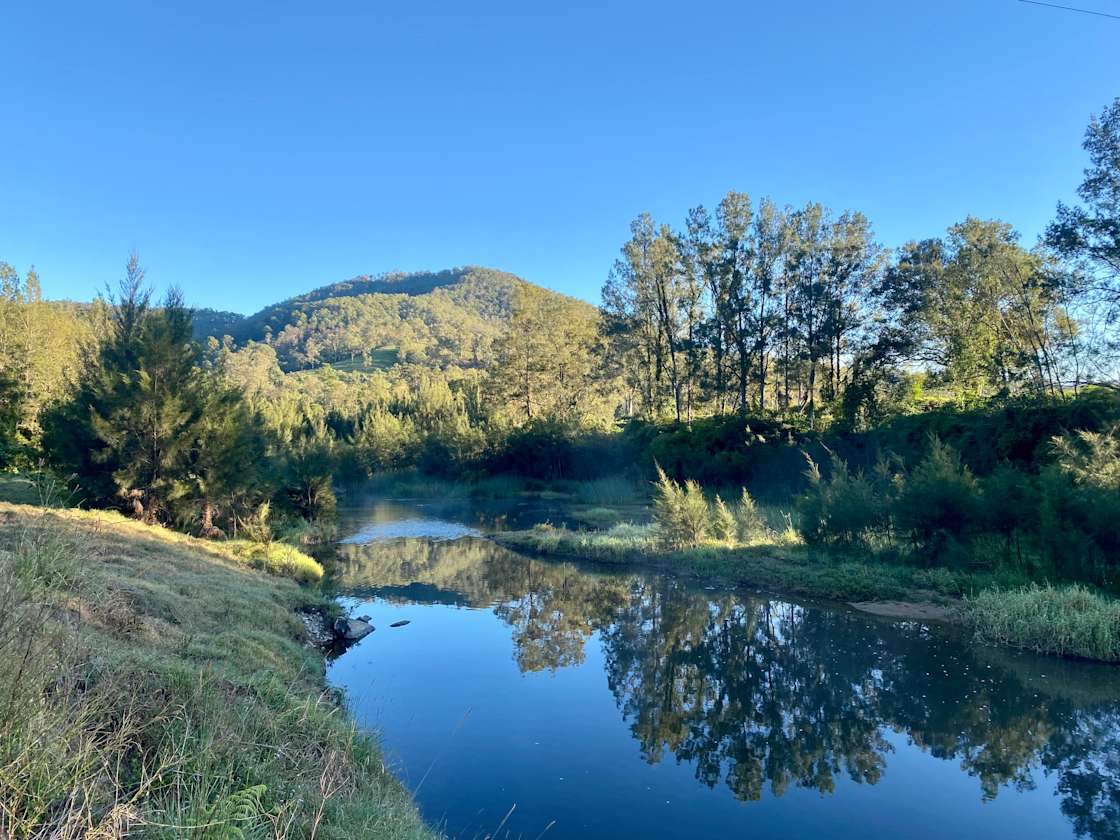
[1,95,1120,831]
[0,501,432,839]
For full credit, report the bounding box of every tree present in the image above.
[44,255,211,523]
[790,203,830,427]
[875,220,1068,401]
[0,262,91,458]
[490,283,605,424]
[603,215,667,419]
[1047,97,1120,386]
[1047,97,1120,305]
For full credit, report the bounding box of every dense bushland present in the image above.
[796,425,1120,588]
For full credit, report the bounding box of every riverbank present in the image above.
[0,502,435,839]
[496,523,1120,663]
[495,523,971,604]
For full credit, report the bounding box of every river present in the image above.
[325,497,1120,840]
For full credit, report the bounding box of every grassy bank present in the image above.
[496,523,982,604]
[497,522,1120,663]
[963,585,1120,662]
[0,502,434,839]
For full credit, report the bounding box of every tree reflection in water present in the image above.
[334,537,1120,839]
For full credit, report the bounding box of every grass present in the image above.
[562,476,646,506]
[0,502,435,839]
[326,347,400,372]
[0,473,41,505]
[497,522,992,604]
[0,503,324,583]
[963,584,1120,662]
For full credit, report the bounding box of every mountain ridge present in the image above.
[192,265,595,373]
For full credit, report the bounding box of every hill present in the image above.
[195,266,595,373]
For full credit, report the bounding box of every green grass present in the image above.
[569,506,630,528]
[0,503,435,839]
[963,584,1120,662]
[362,470,530,499]
[0,503,325,583]
[562,476,646,506]
[223,539,326,583]
[497,522,976,603]
[0,473,40,505]
[326,347,400,372]
[363,470,650,506]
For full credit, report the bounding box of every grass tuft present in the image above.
[963,584,1120,662]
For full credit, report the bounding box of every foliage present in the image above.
[488,282,609,424]
[652,465,710,549]
[893,437,981,561]
[710,494,737,544]
[1047,95,1120,375]
[1038,425,1120,585]
[798,452,887,548]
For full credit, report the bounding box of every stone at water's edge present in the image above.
[333,617,375,641]
[390,620,411,627]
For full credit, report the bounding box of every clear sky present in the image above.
[1,0,1117,313]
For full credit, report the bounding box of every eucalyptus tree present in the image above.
[1047,97,1120,386]
[745,199,790,410]
[715,191,754,414]
[789,203,830,426]
[821,211,883,403]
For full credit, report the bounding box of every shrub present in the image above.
[225,540,324,583]
[798,453,887,547]
[894,437,981,562]
[735,488,766,542]
[978,463,1036,556]
[711,495,737,544]
[653,465,710,549]
[1038,426,1120,585]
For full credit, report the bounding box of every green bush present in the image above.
[735,488,766,542]
[653,465,710,549]
[798,453,887,547]
[977,463,1037,564]
[710,495,737,544]
[1038,426,1120,585]
[894,437,981,562]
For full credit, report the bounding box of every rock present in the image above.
[389,620,411,628]
[299,610,335,649]
[333,617,374,642]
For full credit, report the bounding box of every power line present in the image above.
[1017,0,1120,19]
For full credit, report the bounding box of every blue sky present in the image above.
[1,1,1117,313]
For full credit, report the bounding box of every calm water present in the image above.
[326,499,1120,840]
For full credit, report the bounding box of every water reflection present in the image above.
[331,531,1120,839]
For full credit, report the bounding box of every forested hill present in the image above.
[193,266,593,372]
